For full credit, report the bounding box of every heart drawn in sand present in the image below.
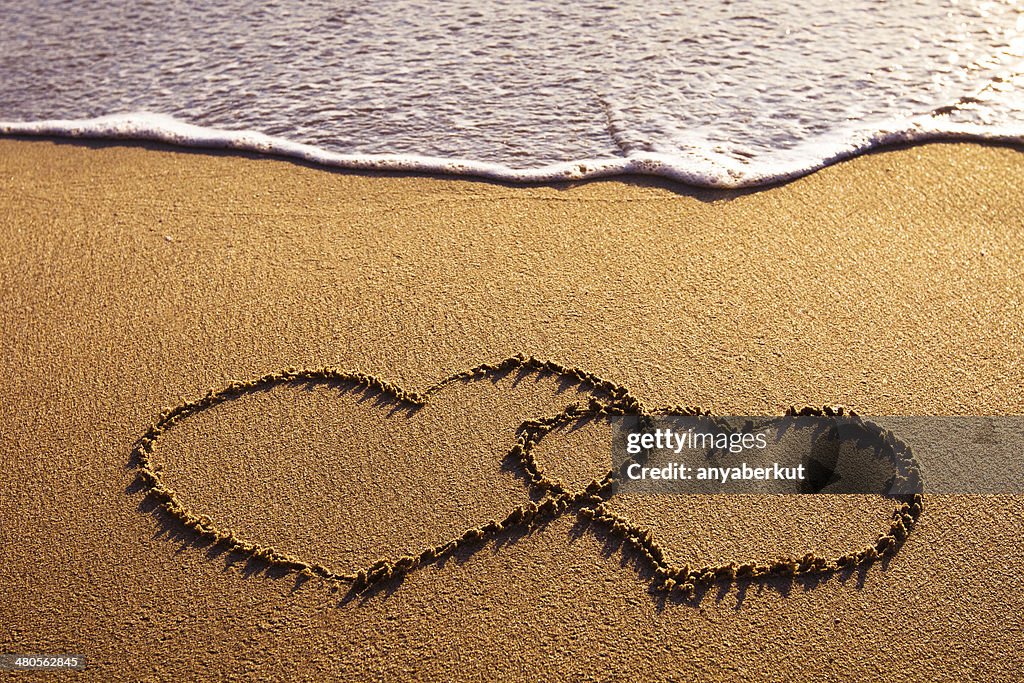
[131,354,924,598]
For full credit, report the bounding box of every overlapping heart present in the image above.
[131,354,923,598]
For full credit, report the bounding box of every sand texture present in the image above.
[1,138,1023,680]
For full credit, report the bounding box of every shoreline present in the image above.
[4,111,1024,189]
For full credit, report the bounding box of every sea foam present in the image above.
[2,109,1023,188]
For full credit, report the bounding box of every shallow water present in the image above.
[1,0,1021,186]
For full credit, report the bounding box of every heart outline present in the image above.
[131,354,924,597]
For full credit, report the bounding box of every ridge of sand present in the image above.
[133,354,922,600]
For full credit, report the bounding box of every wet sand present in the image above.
[0,138,1022,680]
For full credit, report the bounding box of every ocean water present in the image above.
[1,0,1021,187]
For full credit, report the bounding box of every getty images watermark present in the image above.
[622,425,806,485]
[611,415,1024,495]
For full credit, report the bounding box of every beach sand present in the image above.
[1,138,1022,680]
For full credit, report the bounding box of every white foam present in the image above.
[2,111,1022,188]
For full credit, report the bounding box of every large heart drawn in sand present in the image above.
[131,355,923,598]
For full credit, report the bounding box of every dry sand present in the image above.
[1,138,1022,680]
